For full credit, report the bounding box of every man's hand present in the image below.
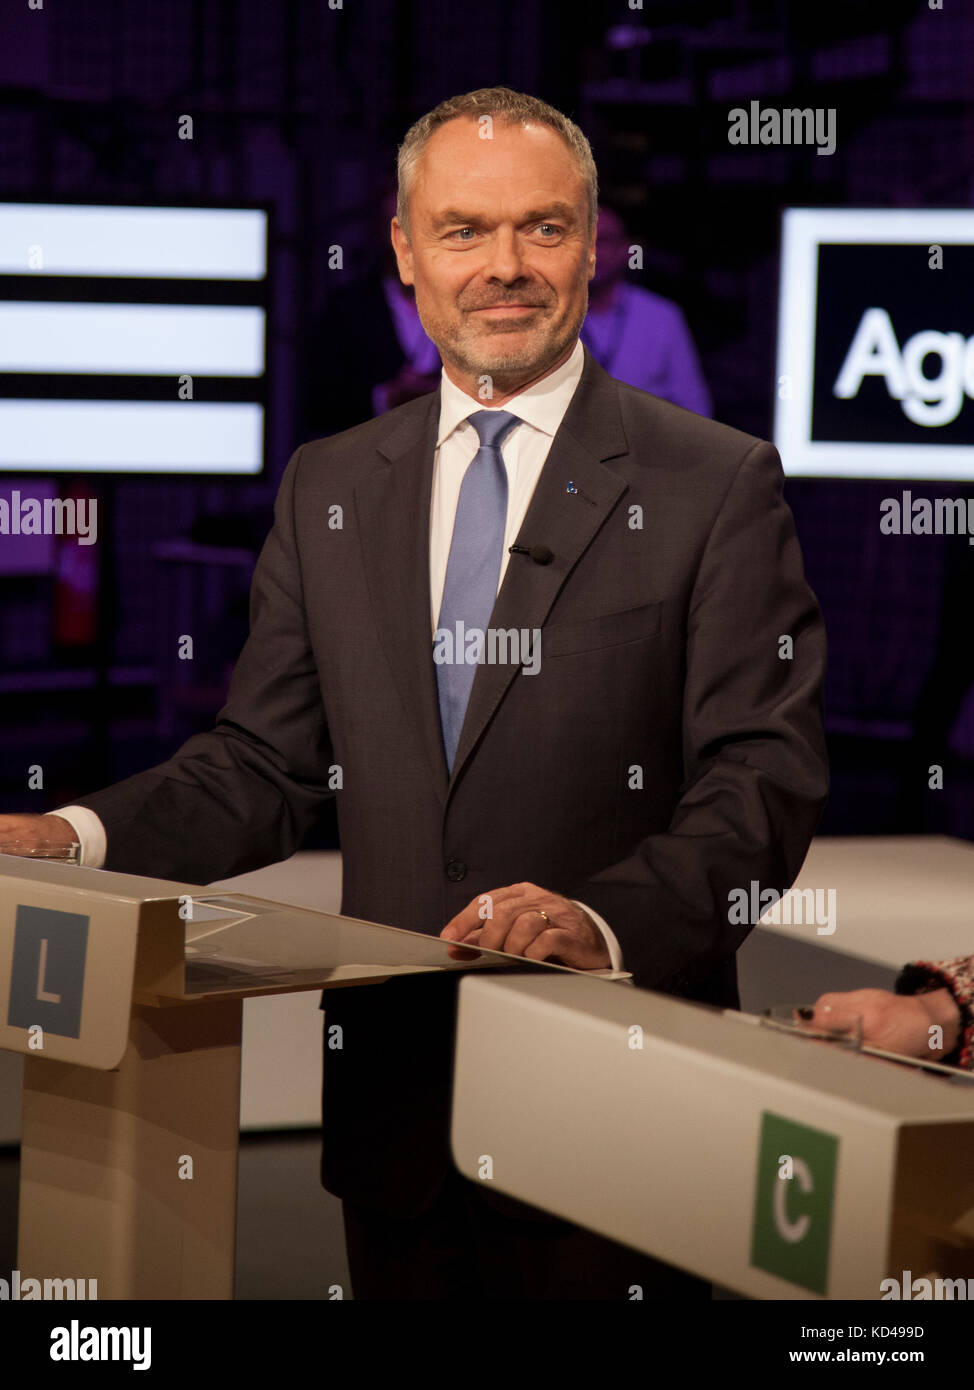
[440,882,611,970]
[0,814,77,850]
[809,987,961,1060]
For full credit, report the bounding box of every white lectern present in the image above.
[0,854,578,1299]
[451,973,974,1300]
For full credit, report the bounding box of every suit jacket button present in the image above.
[445,859,467,882]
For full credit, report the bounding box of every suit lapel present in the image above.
[353,346,631,807]
[354,391,450,800]
[448,349,630,791]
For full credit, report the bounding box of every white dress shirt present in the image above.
[50,335,625,971]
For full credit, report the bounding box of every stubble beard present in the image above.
[426,294,588,396]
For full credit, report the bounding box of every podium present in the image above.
[0,854,576,1300]
[11,850,972,1303]
[451,973,974,1300]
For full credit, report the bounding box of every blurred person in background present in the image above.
[303,180,441,437]
[580,203,712,416]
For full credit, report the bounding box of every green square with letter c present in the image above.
[750,1111,838,1295]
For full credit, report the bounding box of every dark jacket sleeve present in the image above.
[565,440,829,993]
[70,445,336,883]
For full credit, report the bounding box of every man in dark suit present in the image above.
[8,85,828,1299]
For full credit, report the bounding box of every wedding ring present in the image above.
[537,910,550,925]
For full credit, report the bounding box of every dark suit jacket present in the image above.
[73,344,828,1217]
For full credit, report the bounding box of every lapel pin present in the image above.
[566,480,598,507]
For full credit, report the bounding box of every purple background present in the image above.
[1,0,973,844]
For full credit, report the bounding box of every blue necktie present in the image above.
[435,409,521,772]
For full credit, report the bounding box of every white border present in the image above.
[0,401,264,475]
[0,204,267,280]
[0,302,265,376]
[773,208,974,478]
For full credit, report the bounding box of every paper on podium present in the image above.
[0,856,628,1068]
[734,1007,974,1087]
[178,892,622,996]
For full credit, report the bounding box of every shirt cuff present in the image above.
[571,899,624,971]
[45,806,107,869]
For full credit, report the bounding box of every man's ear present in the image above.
[391,217,414,286]
[587,228,597,281]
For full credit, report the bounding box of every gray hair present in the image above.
[396,86,599,242]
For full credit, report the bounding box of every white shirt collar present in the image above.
[436,337,585,447]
